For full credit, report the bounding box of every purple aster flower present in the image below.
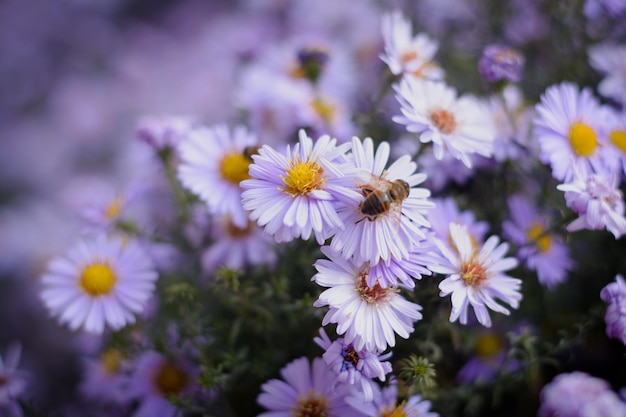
[557,169,626,238]
[312,246,423,352]
[330,136,433,265]
[603,108,626,176]
[533,82,610,182]
[601,274,626,345]
[135,114,195,151]
[346,380,439,417]
[314,328,392,402]
[79,348,131,404]
[589,43,626,106]
[502,194,574,289]
[241,129,362,244]
[40,234,158,334]
[457,332,521,384]
[428,197,489,251]
[393,78,496,168]
[478,44,524,83]
[431,223,522,327]
[177,124,258,228]
[256,356,362,417]
[0,343,27,416]
[539,371,626,417]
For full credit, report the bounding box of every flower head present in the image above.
[346,381,440,417]
[431,223,522,327]
[40,234,158,334]
[0,343,27,408]
[588,43,626,105]
[600,274,626,345]
[478,44,524,83]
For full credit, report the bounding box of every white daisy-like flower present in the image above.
[330,136,433,265]
[431,223,522,328]
[380,10,444,80]
[603,108,626,176]
[393,78,495,168]
[312,246,423,352]
[533,81,610,182]
[40,234,158,334]
[557,169,626,238]
[241,129,362,244]
[177,124,258,228]
[589,43,626,105]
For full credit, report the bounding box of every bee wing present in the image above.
[388,201,404,232]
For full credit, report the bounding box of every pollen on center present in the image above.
[280,157,325,196]
[154,362,188,397]
[220,153,252,185]
[80,263,117,296]
[568,121,597,156]
[294,391,328,417]
[527,222,551,252]
[356,270,393,304]
[380,405,408,417]
[461,260,488,287]
[429,108,457,135]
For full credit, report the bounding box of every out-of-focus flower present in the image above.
[380,10,444,80]
[127,350,198,417]
[241,129,362,244]
[603,108,626,176]
[457,332,521,384]
[135,114,195,151]
[600,274,626,345]
[589,43,626,106]
[502,194,573,289]
[314,328,392,402]
[431,223,521,327]
[533,82,610,182]
[346,380,439,417]
[257,356,362,417]
[40,234,158,334]
[428,197,489,252]
[478,44,524,83]
[0,343,27,416]
[177,124,258,228]
[330,137,433,265]
[394,78,495,168]
[79,348,131,404]
[584,0,626,20]
[557,169,626,238]
[313,246,423,352]
[538,371,626,417]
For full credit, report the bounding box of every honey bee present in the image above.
[357,177,410,223]
[242,145,261,161]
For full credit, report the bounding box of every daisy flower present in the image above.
[600,274,626,345]
[457,331,521,384]
[346,381,440,417]
[502,194,573,289]
[314,327,392,402]
[177,124,258,228]
[533,82,609,182]
[241,129,362,244]
[380,10,444,80]
[588,43,626,106]
[393,78,495,168]
[603,108,626,176]
[431,223,522,328]
[557,169,626,238]
[40,234,158,334]
[79,348,131,404]
[312,246,423,352]
[330,136,433,265]
[428,197,489,251]
[0,343,27,414]
[257,356,362,417]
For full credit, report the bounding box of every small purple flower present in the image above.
[539,371,626,417]
[601,274,626,345]
[346,381,439,417]
[478,44,525,83]
[0,343,27,416]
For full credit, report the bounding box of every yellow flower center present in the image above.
[356,270,393,304]
[610,129,626,153]
[461,260,488,287]
[281,157,325,196]
[527,222,551,252]
[220,153,252,185]
[105,196,123,220]
[100,349,122,374]
[154,362,188,397]
[293,392,328,417]
[429,108,457,134]
[568,122,597,156]
[80,263,117,296]
[475,334,503,357]
[380,405,408,417]
[311,98,336,125]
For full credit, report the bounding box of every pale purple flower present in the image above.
[394,78,496,168]
[177,124,258,228]
[257,356,362,417]
[589,43,626,106]
[312,246,423,352]
[603,108,626,176]
[431,223,522,327]
[478,44,524,83]
[241,129,362,244]
[330,136,433,265]
[428,197,489,251]
[600,274,626,345]
[502,194,573,289]
[557,169,626,238]
[533,82,610,182]
[314,328,392,402]
[0,343,27,415]
[539,371,626,417]
[457,332,521,384]
[79,348,131,404]
[40,234,158,334]
[584,0,626,19]
[135,114,195,150]
[346,381,439,417]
